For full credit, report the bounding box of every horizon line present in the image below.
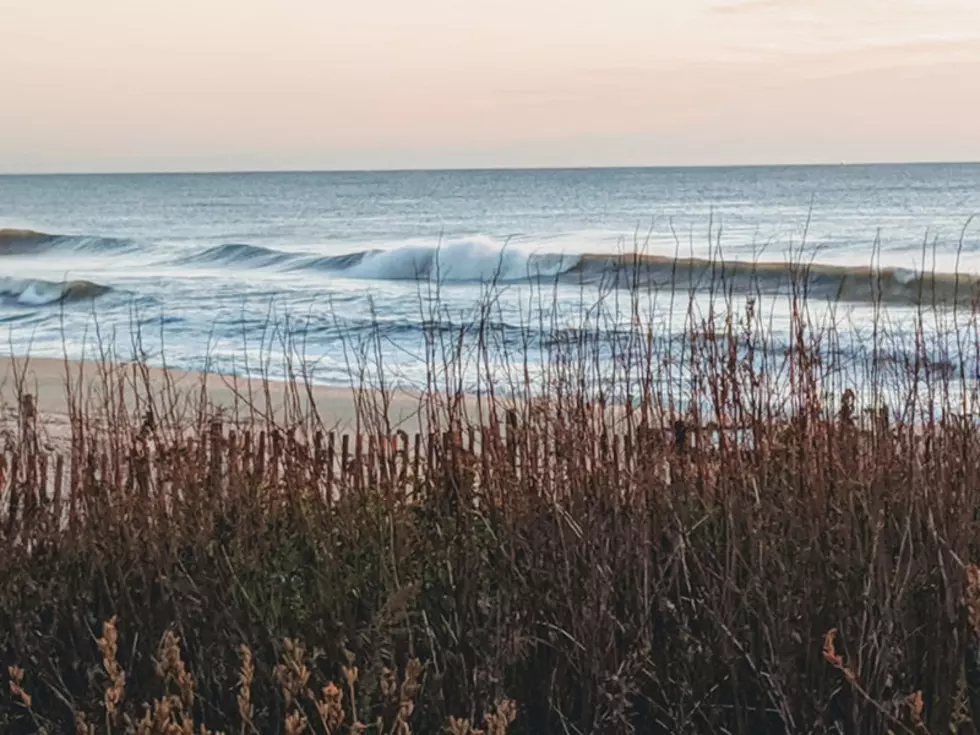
[2,158,980,178]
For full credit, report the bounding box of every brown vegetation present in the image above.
[3,264,980,734]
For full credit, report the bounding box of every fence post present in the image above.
[326,432,336,504]
[53,454,65,529]
[673,420,687,455]
[341,434,351,496]
[256,431,267,481]
[506,410,518,474]
[5,454,20,536]
[367,435,378,489]
[209,419,223,500]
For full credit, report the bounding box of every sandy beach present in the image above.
[0,355,483,444]
[0,354,639,453]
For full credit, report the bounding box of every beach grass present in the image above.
[3,264,980,735]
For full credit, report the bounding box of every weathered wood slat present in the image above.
[0,419,753,533]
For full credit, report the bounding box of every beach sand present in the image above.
[0,355,485,447]
[0,355,642,456]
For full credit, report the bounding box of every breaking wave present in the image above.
[0,228,133,255]
[0,277,113,306]
[299,240,577,282]
[567,253,980,306]
[0,228,58,254]
[177,238,578,282]
[180,242,296,268]
[293,243,980,306]
[7,226,980,307]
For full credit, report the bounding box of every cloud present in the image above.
[710,0,789,14]
[700,0,980,63]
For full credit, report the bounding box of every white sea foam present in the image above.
[0,277,111,306]
[340,237,578,282]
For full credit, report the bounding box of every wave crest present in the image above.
[294,244,980,305]
[568,253,980,306]
[0,228,58,253]
[171,237,980,305]
[0,277,113,306]
[0,227,133,256]
[182,242,296,268]
[175,237,578,282]
[8,225,978,307]
[300,239,578,282]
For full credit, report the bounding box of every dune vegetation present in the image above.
[3,260,980,735]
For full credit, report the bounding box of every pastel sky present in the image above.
[2,0,979,172]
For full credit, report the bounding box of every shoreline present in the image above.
[0,355,460,441]
[0,354,643,450]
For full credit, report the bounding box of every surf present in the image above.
[9,225,980,308]
[0,228,59,254]
[567,253,980,306]
[0,277,113,306]
[180,242,298,268]
[174,237,579,282]
[0,228,133,256]
[221,239,980,307]
[299,239,578,283]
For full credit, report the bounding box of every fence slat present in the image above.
[367,435,377,489]
[1,420,754,539]
[326,432,336,503]
[354,434,364,494]
[413,433,421,483]
[256,431,267,481]
[53,454,65,528]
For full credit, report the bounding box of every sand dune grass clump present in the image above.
[4,264,980,733]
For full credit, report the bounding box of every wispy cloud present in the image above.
[710,0,790,14]
[697,0,980,62]
[3,0,980,171]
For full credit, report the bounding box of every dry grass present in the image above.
[3,254,980,734]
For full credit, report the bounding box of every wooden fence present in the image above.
[1,410,732,530]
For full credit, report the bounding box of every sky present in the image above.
[2,0,979,173]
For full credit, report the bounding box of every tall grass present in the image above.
[3,252,980,734]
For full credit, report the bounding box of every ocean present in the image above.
[1,165,979,400]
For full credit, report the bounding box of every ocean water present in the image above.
[1,165,979,401]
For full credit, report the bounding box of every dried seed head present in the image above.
[136,697,176,734]
[400,659,422,703]
[8,666,31,709]
[97,617,120,676]
[274,638,311,708]
[314,681,345,732]
[285,711,309,735]
[907,690,924,725]
[822,629,843,668]
[484,699,517,735]
[157,630,195,711]
[380,667,397,700]
[822,629,856,684]
[237,645,255,727]
[97,617,126,721]
[967,564,980,633]
[75,712,95,735]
